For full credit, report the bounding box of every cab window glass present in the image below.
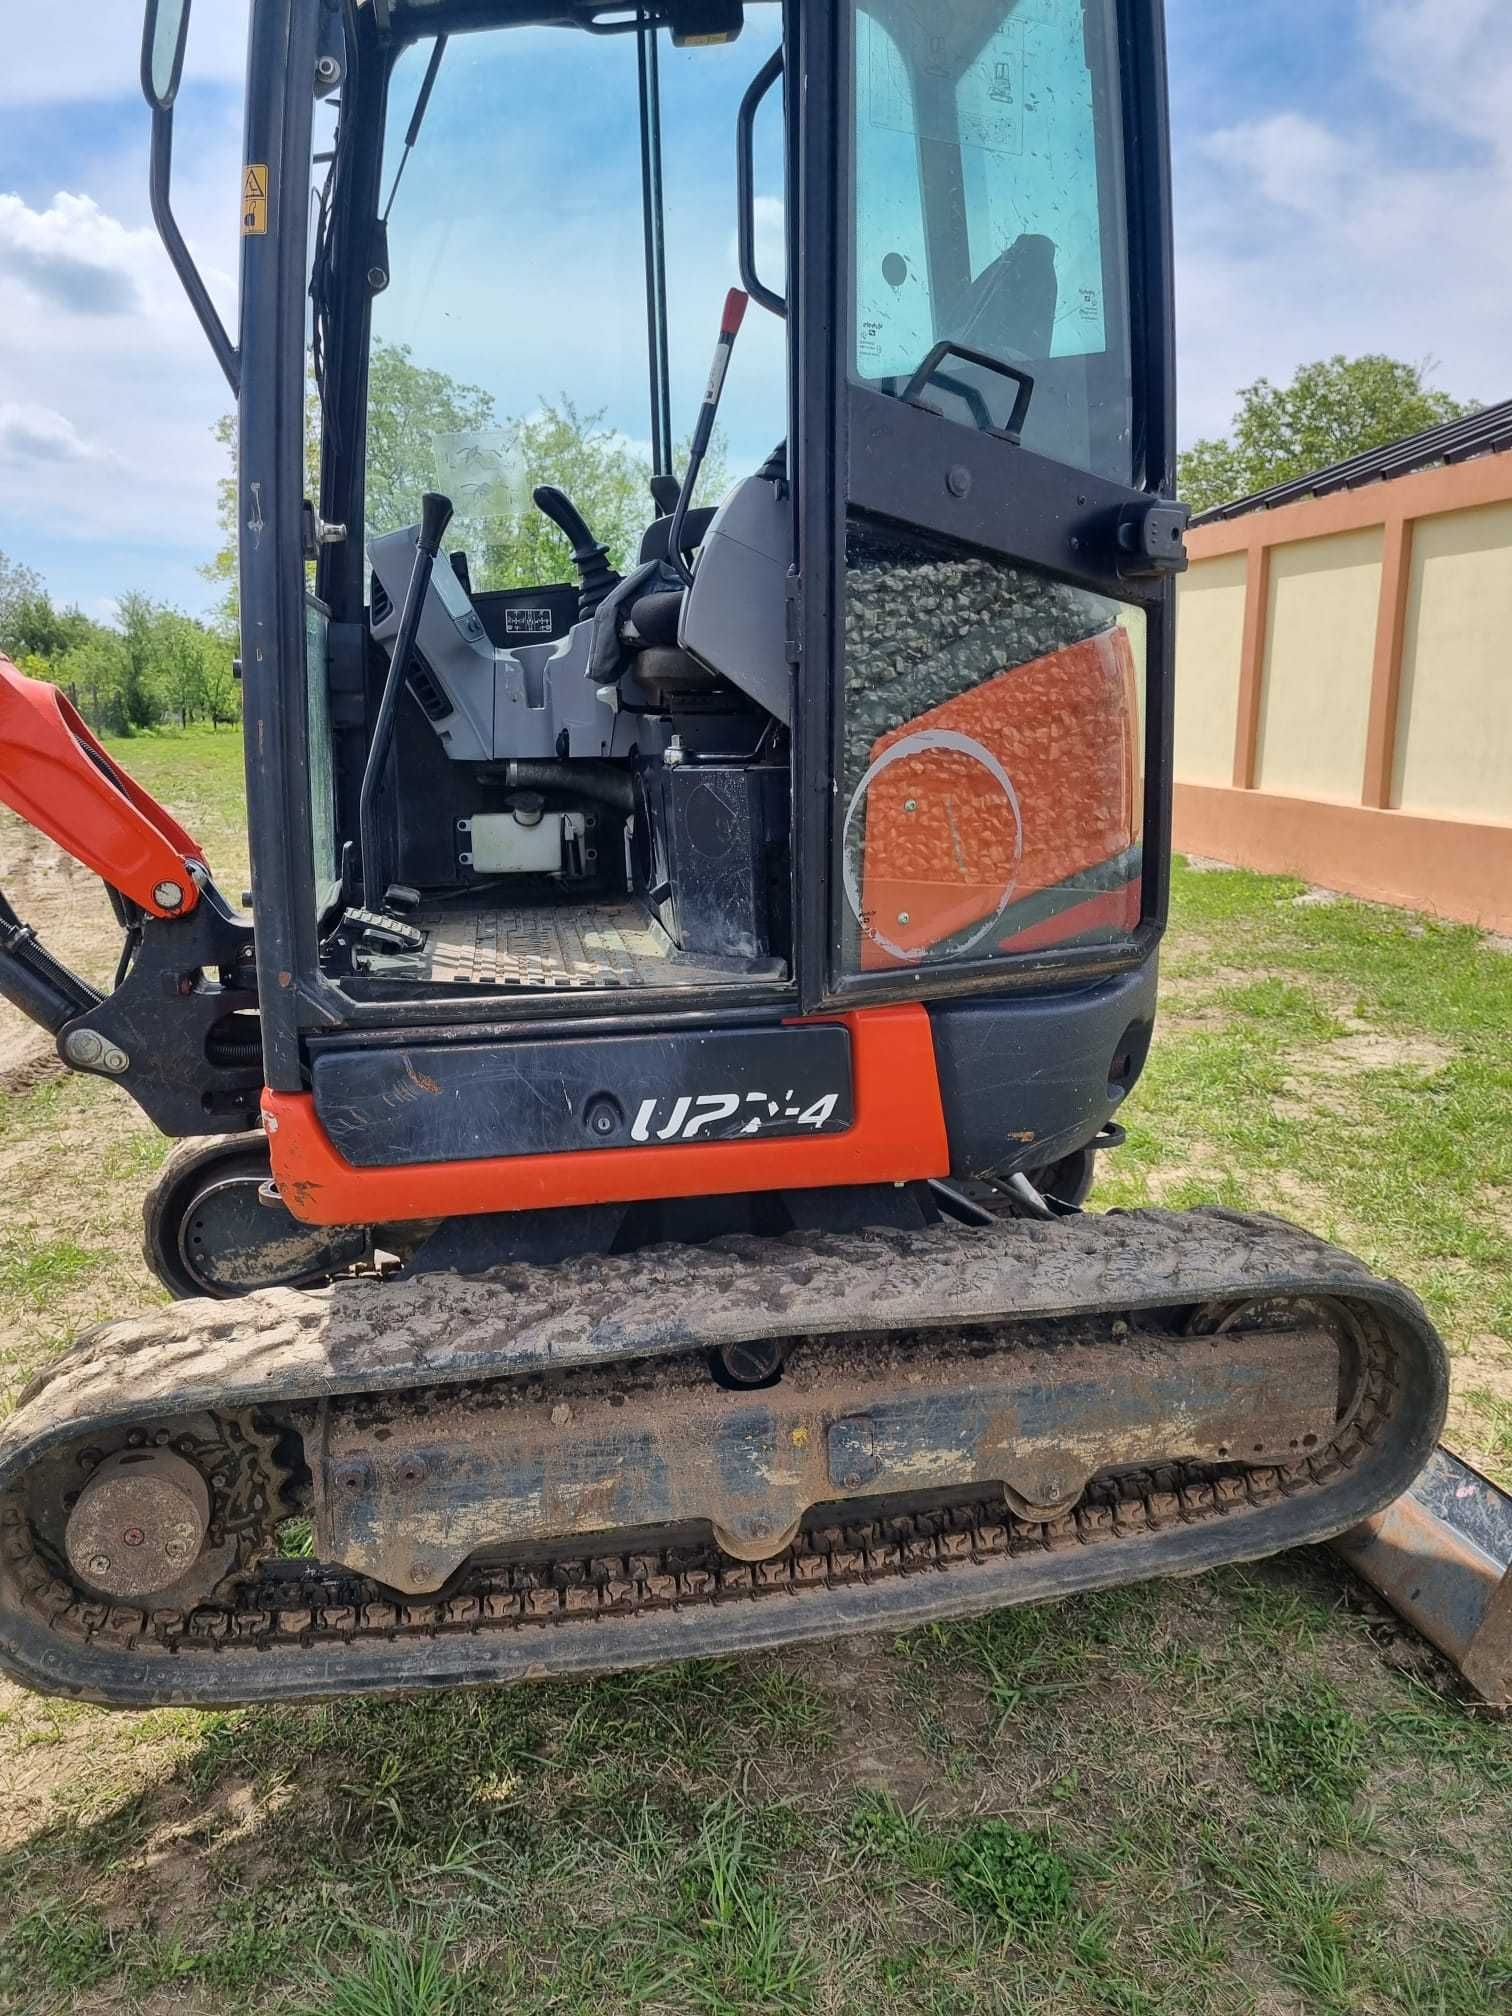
[848,0,1135,486]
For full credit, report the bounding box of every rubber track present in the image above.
[0,1208,1449,1705]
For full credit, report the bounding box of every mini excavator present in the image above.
[0,0,1506,1707]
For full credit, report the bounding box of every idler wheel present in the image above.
[65,1448,211,1599]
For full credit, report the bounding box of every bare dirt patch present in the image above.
[0,1024,63,1099]
[1310,1031,1456,1078]
[1442,1338,1512,1484]
[1141,1140,1230,1200]
[0,808,122,990]
[0,806,125,1108]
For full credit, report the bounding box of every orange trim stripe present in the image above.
[263,1004,950,1226]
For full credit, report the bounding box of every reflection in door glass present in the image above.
[840,520,1145,974]
[849,0,1134,484]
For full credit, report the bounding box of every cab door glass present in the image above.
[849,0,1134,486]
[839,0,1147,983]
[839,521,1145,976]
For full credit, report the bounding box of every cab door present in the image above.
[792,0,1183,1010]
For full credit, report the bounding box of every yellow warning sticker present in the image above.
[242,164,269,236]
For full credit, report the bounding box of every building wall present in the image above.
[1171,452,1512,932]
[1253,529,1383,803]
[1171,550,1245,785]
[1392,501,1512,824]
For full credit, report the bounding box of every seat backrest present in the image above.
[638,505,718,567]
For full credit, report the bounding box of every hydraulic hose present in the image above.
[487,760,636,815]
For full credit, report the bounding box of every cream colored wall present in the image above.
[1172,551,1246,785]
[1253,528,1383,802]
[1391,502,1512,822]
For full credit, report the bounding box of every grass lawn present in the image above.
[0,726,1508,2015]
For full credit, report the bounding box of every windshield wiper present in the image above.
[380,33,448,225]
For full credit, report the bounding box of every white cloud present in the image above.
[0,192,152,316]
[0,181,238,569]
[0,401,115,467]
[1174,2,1512,445]
[1364,0,1512,163]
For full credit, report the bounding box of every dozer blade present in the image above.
[0,1208,1448,1708]
[1331,1446,1512,1707]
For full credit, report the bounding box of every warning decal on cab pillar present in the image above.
[242,165,269,236]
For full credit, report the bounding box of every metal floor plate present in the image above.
[414,900,773,991]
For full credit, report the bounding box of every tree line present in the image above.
[2,346,1472,739]
[0,554,238,736]
[1177,355,1475,515]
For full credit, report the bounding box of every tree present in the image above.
[205,342,496,619]
[0,586,100,670]
[204,343,729,616]
[0,550,44,656]
[153,610,211,727]
[1178,356,1476,515]
[113,592,166,732]
[195,620,240,727]
[59,631,131,735]
[476,398,728,590]
[364,341,498,540]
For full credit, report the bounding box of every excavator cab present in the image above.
[3,0,1186,1268]
[0,2,1496,1713]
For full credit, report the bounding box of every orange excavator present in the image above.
[0,0,1504,1707]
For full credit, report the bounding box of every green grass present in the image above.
[101,723,250,891]
[1101,858,1512,1477]
[943,1820,1077,1930]
[290,1929,472,2016]
[1239,1680,1371,1809]
[0,1233,100,1310]
[2,750,1511,2015]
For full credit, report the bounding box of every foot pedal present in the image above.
[341,906,427,953]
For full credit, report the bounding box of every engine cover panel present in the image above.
[310,1022,854,1165]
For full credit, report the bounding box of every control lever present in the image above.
[358,490,452,906]
[667,287,747,586]
[531,486,620,621]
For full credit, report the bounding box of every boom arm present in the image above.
[0,655,203,917]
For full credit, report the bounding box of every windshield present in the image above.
[366,19,786,589]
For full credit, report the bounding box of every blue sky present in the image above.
[1,1,1508,623]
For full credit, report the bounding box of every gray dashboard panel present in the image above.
[368,525,621,762]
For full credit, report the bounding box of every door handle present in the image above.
[737,49,785,318]
[901,341,1036,443]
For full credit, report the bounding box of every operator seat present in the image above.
[620,582,719,700]
[614,444,791,710]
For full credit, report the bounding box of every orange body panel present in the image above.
[857,626,1140,968]
[0,654,202,916]
[264,1004,951,1225]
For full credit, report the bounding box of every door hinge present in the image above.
[784,570,804,664]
